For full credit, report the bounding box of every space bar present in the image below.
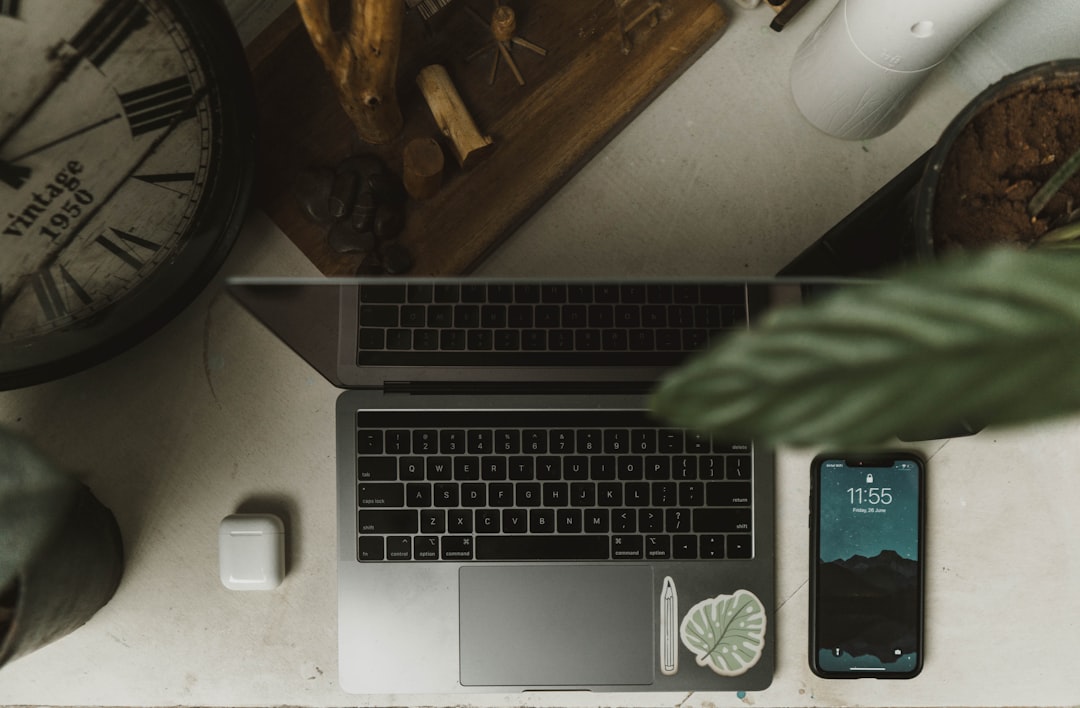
[476,535,610,561]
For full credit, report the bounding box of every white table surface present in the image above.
[2,1,1080,706]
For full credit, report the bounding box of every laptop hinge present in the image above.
[382,381,654,396]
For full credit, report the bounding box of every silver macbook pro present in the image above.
[230,278,801,694]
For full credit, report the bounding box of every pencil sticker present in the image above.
[660,576,678,676]
[680,589,766,676]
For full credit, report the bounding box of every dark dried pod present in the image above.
[350,191,377,232]
[328,221,376,254]
[328,169,358,220]
[294,167,335,224]
[378,241,414,274]
[373,204,406,241]
[368,172,407,205]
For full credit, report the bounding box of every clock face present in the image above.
[0,0,254,388]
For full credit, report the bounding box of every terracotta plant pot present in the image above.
[913,59,1080,258]
[0,430,124,668]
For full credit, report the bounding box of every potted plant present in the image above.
[914,59,1080,256]
[0,430,124,669]
[652,61,1080,446]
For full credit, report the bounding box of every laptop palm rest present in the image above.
[459,565,654,686]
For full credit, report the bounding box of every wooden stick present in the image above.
[416,65,495,169]
[295,0,404,145]
[403,137,445,199]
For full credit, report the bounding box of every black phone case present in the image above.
[808,452,926,679]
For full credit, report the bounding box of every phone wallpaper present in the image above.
[815,459,920,674]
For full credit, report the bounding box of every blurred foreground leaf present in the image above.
[651,250,1080,447]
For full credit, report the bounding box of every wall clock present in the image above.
[0,0,255,389]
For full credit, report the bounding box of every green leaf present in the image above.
[680,589,767,676]
[1029,144,1080,217]
[651,249,1080,447]
[0,429,80,591]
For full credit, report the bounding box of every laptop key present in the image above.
[706,481,752,506]
[415,536,440,560]
[420,509,446,533]
[448,509,472,533]
[529,509,555,533]
[358,536,384,561]
[361,285,406,303]
[387,329,411,349]
[489,284,513,303]
[413,329,438,350]
[567,284,593,302]
[401,305,426,327]
[502,508,528,533]
[727,455,753,479]
[672,534,697,559]
[541,285,566,303]
[385,429,410,453]
[461,285,486,302]
[476,535,608,560]
[693,508,752,533]
[386,536,411,560]
[666,508,691,532]
[574,328,600,349]
[442,536,473,560]
[358,329,385,350]
[359,483,405,507]
[645,534,671,559]
[494,429,520,453]
[357,430,383,454]
[700,534,725,559]
[357,456,396,481]
[358,509,417,534]
[612,534,643,559]
[407,284,433,302]
[412,429,437,453]
[441,329,466,350]
[475,509,500,533]
[728,534,753,559]
[557,508,582,533]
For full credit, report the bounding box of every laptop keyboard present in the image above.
[355,411,753,562]
[355,282,749,366]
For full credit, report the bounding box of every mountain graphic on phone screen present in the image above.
[816,551,919,665]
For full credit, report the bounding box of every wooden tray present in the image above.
[247,0,728,275]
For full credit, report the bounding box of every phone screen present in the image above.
[810,454,924,678]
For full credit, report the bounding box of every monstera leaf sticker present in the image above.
[680,589,767,676]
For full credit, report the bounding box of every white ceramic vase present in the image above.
[790,0,1015,140]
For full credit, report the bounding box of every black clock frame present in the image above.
[0,0,257,390]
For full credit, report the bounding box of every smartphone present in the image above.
[809,452,925,679]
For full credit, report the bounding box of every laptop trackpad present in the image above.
[459,565,654,686]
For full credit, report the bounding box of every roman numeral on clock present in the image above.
[31,264,92,321]
[95,228,161,269]
[0,0,21,19]
[70,0,149,69]
[134,172,196,185]
[134,171,196,195]
[118,76,197,136]
[0,159,31,189]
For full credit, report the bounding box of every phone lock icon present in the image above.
[866,473,874,483]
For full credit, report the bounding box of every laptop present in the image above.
[229,278,804,695]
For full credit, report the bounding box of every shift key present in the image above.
[358,509,418,534]
[693,508,752,533]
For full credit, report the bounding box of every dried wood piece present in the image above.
[296,0,404,145]
[403,137,445,199]
[615,0,665,54]
[465,2,547,86]
[416,65,496,169]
